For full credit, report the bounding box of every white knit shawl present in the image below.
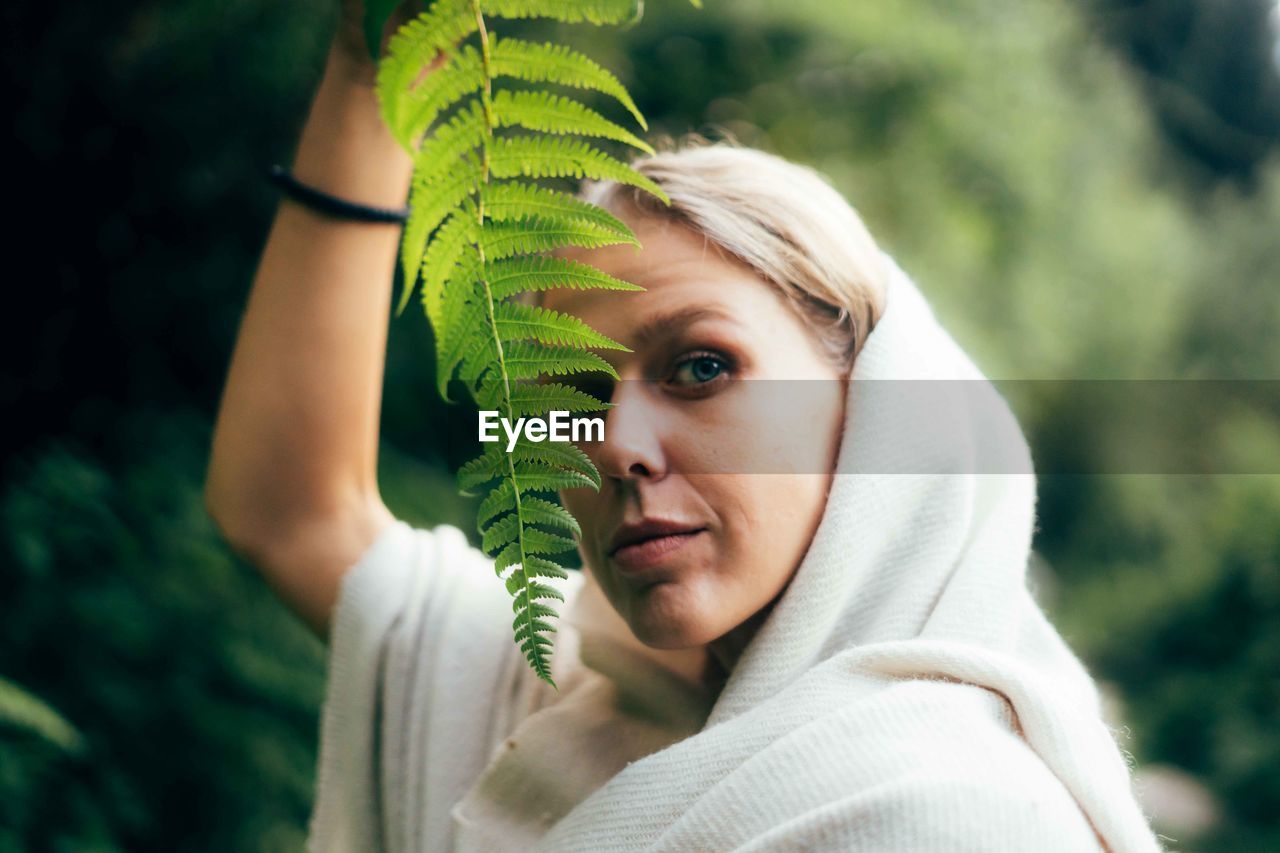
[308,253,1163,852]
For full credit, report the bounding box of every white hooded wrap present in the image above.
[307,254,1163,852]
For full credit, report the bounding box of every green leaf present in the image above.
[392,45,486,148]
[378,0,479,140]
[421,206,480,328]
[509,382,609,417]
[491,89,653,154]
[519,497,582,536]
[489,135,670,204]
[0,674,85,755]
[487,255,643,300]
[477,480,516,528]
[413,100,487,187]
[480,0,641,26]
[481,513,522,553]
[482,182,639,245]
[491,36,646,129]
[436,296,484,401]
[458,446,506,491]
[512,468,597,493]
[493,302,629,351]
[524,555,571,580]
[481,215,636,260]
[512,438,602,487]
[501,341,619,381]
[376,0,703,690]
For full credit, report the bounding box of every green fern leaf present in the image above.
[412,100,487,187]
[508,468,597,493]
[481,513,522,552]
[487,256,643,300]
[482,182,638,245]
[518,497,581,536]
[524,553,573,579]
[509,382,609,418]
[489,135,670,203]
[420,206,479,326]
[477,480,516,527]
[491,89,653,154]
[510,437,601,486]
[481,216,634,260]
[397,162,483,317]
[376,0,702,689]
[493,301,629,351]
[501,341,619,380]
[378,0,479,141]
[479,0,641,26]
[490,36,646,129]
[394,45,486,147]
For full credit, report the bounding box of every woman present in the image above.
[204,7,1163,851]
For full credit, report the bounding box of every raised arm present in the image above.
[204,8,428,640]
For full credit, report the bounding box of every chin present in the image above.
[625,585,722,650]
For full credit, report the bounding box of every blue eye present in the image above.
[672,354,728,386]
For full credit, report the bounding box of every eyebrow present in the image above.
[632,306,739,348]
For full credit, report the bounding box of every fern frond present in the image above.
[479,0,641,26]
[490,36,646,129]
[379,0,481,143]
[491,89,653,154]
[524,553,572,579]
[487,256,642,300]
[394,45,486,148]
[412,101,487,187]
[482,183,638,245]
[434,284,484,400]
[420,208,479,329]
[482,215,635,260]
[376,0,704,689]
[506,468,596,493]
[517,497,581,536]
[477,480,516,527]
[481,513,522,552]
[509,382,609,418]
[520,528,578,555]
[397,162,483,317]
[500,341,619,380]
[493,301,629,350]
[460,438,600,491]
[511,437,601,485]
[489,135,670,203]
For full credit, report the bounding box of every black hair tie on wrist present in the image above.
[267,164,410,224]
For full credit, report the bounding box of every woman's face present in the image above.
[544,210,847,651]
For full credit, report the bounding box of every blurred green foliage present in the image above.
[2,0,1277,850]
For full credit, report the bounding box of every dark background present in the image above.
[3,0,1279,849]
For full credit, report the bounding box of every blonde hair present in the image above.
[570,133,888,371]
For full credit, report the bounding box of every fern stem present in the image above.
[470,0,553,687]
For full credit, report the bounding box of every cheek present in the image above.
[696,472,831,607]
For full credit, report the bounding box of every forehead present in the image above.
[544,213,784,337]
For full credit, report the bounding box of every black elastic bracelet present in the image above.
[267,164,410,224]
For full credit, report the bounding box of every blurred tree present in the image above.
[1080,0,1280,185]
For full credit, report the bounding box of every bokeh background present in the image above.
[4,0,1279,849]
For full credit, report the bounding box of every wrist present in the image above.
[291,51,414,210]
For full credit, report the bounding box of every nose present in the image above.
[592,380,668,484]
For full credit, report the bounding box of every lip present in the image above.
[610,530,706,573]
[607,519,707,573]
